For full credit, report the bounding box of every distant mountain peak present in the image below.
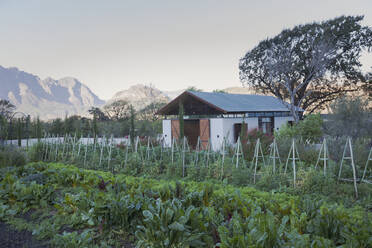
[108,84,169,110]
[0,65,104,120]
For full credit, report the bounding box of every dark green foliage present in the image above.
[0,146,27,167]
[0,162,371,247]
[0,99,15,119]
[103,100,130,121]
[130,104,135,145]
[135,199,207,248]
[50,118,65,136]
[88,107,108,121]
[276,114,323,142]
[243,128,273,159]
[92,115,98,141]
[27,142,44,162]
[324,97,372,139]
[16,118,22,147]
[186,86,203,92]
[138,101,166,121]
[35,117,42,141]
[0,115,8,142]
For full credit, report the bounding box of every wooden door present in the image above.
[199,119,210,150]
[234,123,248,143]
[171,120,180,141]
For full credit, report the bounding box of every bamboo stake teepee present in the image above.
[203,138,212,168]
[315,138,329,175]
[269,138,281,174]
[182,136,188,177]
[284,139,300,187]
[83,134,90,167]
[361,145,372,184]
[232,136,244,168]
[252,138,266,184]
[171,137,179,165]
[194,136,201,167]
[338,137,358,198]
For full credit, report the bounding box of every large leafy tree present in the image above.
[239,16,372,122]
[324,97,371,138]
[0,99,15,120]
[0,100,15,142]
[88,107,108,121]
[103,100,130,121]
[138,101,166,121]
[363,68,372,99]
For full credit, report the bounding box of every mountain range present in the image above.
[0,66,104,119]
[0,66,258,120]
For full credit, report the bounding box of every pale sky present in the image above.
[0,0,371,100]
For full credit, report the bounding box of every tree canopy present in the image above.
[239,16,372,122]
[138,101,166,121]
[0,99,15,120]
[103,100,131,121]
[186,86,203,92]
[324,97,371,138]
[88,107,108,121]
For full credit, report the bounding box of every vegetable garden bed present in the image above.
[0,162,371,247]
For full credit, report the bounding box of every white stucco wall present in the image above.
[162,119,172,147]
[162,116,294,150]
[208,117,258,151]
[274,116,294,132]
[222,118,259,146]
[210,116,293,151]
[210,118,224,151]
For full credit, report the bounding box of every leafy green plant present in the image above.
[276,114,323,142]
[0,145,27,167]
[135,199,206,248]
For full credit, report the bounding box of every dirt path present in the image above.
[0,222,49,248]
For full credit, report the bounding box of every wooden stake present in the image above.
[135,136,139,153]
[252,138,266,184]
[284,139,300,187]
[77,135,82,158]
[84,134,89,167]
[338,137,358,198]
[232,136,244,168]
[194,136,201,166]
[269,138,281,174]
[54,136,60,161]
[362,145,372,183]
[108,135,113,172]
[71,133,77,161]
[171,137,178,165]
[145,136,155,161]
[182,137,186,177]
[99,135,105,169]
[315,138,329,175]
[204,138,212,168]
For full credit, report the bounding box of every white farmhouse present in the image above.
[158,91,303,151]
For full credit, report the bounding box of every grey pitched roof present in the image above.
[188,91,304,112]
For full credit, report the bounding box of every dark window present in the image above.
[234,123,248,142]
[258,117,274,135]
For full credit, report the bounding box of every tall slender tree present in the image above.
[35,117,42,141]
[129,104,136,146]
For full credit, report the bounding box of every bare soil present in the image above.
[0,221,49,248]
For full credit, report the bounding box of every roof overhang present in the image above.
[157,91,226,115]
